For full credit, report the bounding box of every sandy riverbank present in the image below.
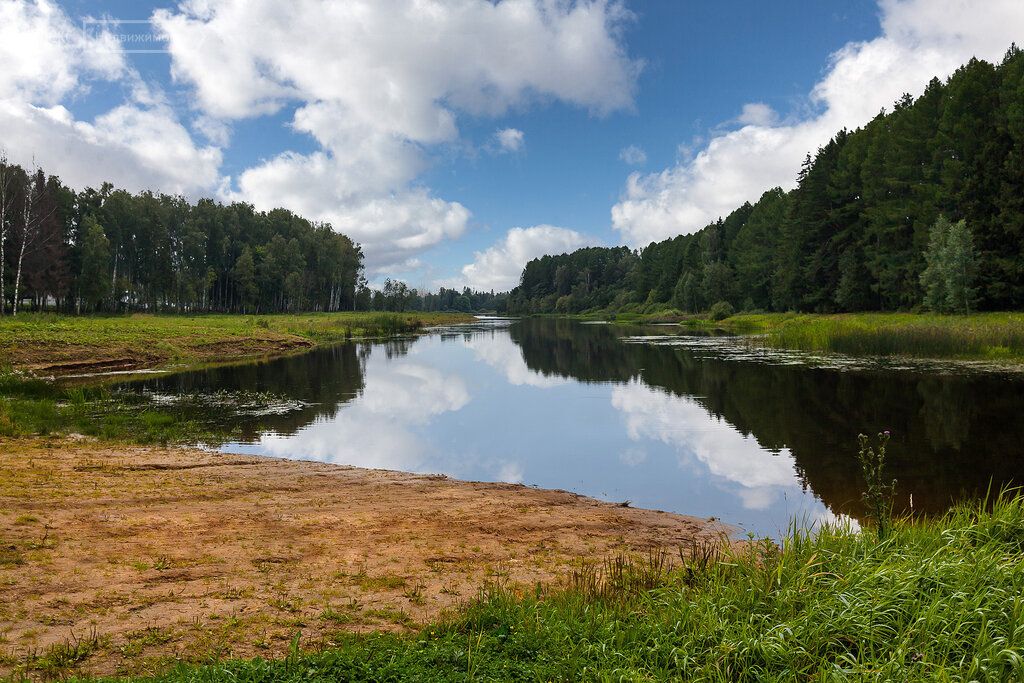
[0,437,727,678]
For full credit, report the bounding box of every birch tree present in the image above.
[0,152,20,315]
[11,168,55,315]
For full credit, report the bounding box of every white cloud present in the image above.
[228,145,470,271]
[156,0,640,271]
[193,114,231,147]
[618,144,646,165]
[0,101,223,196]
[494,127,526,153]
[0,0,124,105]
[453,225,595,291]
[611,0,1024,246]
[0,1,221,196]
[736,102,777,127]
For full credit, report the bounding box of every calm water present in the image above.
[118,318,1024,537]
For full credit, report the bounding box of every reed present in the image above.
[725,312,1024,360]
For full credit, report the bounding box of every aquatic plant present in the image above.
[857,431,897,540]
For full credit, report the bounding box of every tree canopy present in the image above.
[0,161,365,314]
[510,46,1024,315]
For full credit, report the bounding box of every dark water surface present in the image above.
[118,318,1024,537]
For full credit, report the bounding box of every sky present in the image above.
[1,0,1023,291]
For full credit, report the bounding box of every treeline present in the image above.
[0,156,511,316]
[509,46,1024,315]
[0,159,363,314]
[363,280,507,313]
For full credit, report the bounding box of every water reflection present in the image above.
[253,361,470,472]
[610,381,803,512]
[119,318,1024,537]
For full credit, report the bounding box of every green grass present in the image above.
[77,493,1024,681]
[0,311,474,371]
[0,376,234,444]
[0,311,474,442]
[715,312,1024,361]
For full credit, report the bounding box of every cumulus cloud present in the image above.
[494,127,526,153]
[611,0,1024,246]
[0,0,220,196]
[735,102,777,127]
[453,225,595,291]
[0,0,124,105]
[0,101,223,195]
[155,0,640,270]
[618,144,646,165]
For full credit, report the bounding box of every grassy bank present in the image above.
[0,311,473,443]
[0,311,474,374]
[75,492,1022,681]
[716,312,1024,361]
[572,309,1024,361]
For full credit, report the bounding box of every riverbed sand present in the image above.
[0,437,726,677]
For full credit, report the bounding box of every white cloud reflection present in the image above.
[610,380,803,511]
[255,361,468,472]
[465,333,568,388]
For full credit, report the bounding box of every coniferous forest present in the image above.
[508,47,1024,315]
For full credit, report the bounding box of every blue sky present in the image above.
[2,1,1021,289]
[419,1,881,276]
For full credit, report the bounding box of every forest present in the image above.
[508,46,1024,315]
[0,157,507,316]
[4,47,1021,318]
[0,160,366,314]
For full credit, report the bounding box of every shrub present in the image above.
[709,300,734,321]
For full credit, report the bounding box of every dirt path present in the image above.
[0,437,727,678]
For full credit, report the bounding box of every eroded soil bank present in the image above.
[0,311,474,377]
[0,437,726,678]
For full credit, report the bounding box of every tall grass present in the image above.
[125,492,1024,682]
[726,312,1024,360]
